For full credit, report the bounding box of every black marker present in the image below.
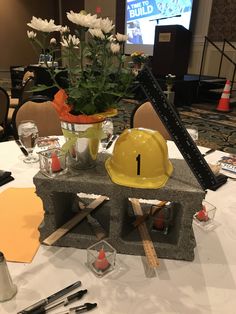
[17,280,81,314]
[106,135,118,150]
[202,148,216,157]
[67,303,97,314]
[15,139,29,156]
[29,289,88,313]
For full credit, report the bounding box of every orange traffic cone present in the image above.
[94,248,110,271]
[216,80,231,112]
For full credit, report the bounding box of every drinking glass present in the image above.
[18,120,39,163]
[100,119,114,153]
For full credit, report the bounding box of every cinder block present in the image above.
[33,158,205,261]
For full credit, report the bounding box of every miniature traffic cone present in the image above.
[94,248,110,271]
[196,205,209,222]
[51,152,61,172]
[216,79,231,112]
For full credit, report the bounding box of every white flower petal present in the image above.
[27,30,37,39]
[27,16,61,33]
[100,17,114,34]
[110,42,120,54]
[116,32,128,42]
[67,11,98,28]
[89,28,105,40]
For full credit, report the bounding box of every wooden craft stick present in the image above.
[130,198,159,268]
[43,195,108,246]
[133,200,168,227]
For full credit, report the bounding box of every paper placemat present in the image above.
[0,188,43,263]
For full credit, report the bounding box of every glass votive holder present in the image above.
[38,148,67,178]
[87,240,116,278]
[193,200,217,231]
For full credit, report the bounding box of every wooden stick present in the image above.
[130,198,159,268]
[133,200,168,227]
[43,195,108,246]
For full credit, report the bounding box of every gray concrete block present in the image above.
[33,157,205,261]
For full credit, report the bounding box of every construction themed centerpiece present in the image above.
[27,11,134,169]
[28,11,223,266]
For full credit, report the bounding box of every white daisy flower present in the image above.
[27,16,61,32]
[60,26,70,34]
[27,30,37,39]
[110,42,120,54]
[100,17,114,33]
[61,34,80,48]
[67,11,98,29]
[50,38,57,45]
[116,33,128,42]
[89,28,105,40]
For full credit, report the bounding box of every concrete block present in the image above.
[34,157,205,261]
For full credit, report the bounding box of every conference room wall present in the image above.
[0,0,84,78]
[1,0,236,81]
[0,0,59,73]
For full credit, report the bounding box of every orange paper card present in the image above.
[0,188,44,263]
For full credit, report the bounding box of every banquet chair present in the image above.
[12,96,63,138]
[130,101,171,140]
[0,86,10,139]
[9,76,35,109]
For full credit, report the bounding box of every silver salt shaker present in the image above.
[0,251,17,302]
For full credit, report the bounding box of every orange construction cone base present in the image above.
[216,80,231,112]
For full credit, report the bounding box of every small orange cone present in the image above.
[94,248,110,271]
[51,152,61,172]
[216,80,231,112]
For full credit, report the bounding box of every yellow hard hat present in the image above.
[105,128,173,189]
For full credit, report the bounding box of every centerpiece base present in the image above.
[61,120,103,170]
[34,157,205,261]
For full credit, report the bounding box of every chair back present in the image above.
[0,86,10,136]
[22,71,34,85]
[18,77,35,106]
[12,97,62,138]
[131,101,171,140]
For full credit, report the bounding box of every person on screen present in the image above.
[128,22,143,44]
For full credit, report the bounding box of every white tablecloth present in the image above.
[0,140,236,314]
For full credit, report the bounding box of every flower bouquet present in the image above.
[27,11,135,169]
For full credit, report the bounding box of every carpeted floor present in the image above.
[178,105,236,154]
[2,97,235,154]
[113,100,236,154]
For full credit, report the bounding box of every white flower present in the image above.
[100,17,114,33]
[50,38,57,45]
[89,28,105,40]
[61,34,80,48]
[108,35,116,42]
[67,11,98,28]
[27,30,37,39]
[60,26,70,34]
[110,42,120,54]
[116,33,128,42]
[27,16,61,32]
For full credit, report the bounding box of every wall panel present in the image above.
[0,0,58,71]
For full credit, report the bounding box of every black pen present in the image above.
[32,289,88,314]
[15,139,29,156]
[17,280,81,314]
[66,303,97,314]
[106,135,118,150]
[202,148,216,157]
